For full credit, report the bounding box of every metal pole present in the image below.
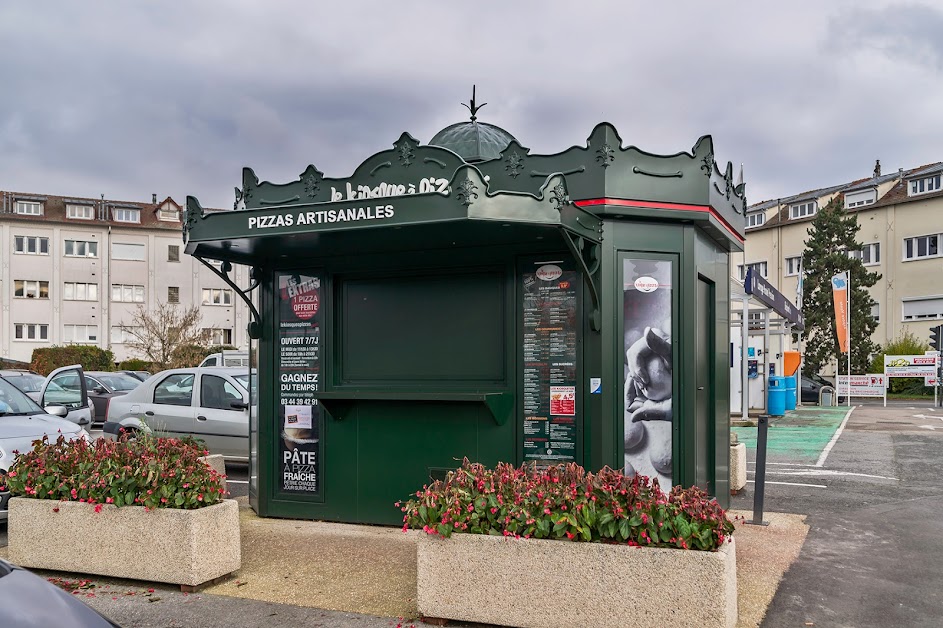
[847,271,852,407]
[742,297,750,418]
[764,309,771,412]
[747,414,770,526]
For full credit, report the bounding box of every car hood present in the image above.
[0,415,83,467]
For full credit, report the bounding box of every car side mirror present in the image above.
[230,400,249,410]
[44,405,69,418]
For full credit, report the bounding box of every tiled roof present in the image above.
[842,171,902,193]
[907,163,943,179]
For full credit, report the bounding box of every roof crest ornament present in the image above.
[461,85,487,122]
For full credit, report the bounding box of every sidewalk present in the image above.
[1,497,809,628]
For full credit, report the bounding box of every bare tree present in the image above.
[118,302,210,371]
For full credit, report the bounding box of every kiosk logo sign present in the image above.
[633,276,659,293]
[536,264,563,281]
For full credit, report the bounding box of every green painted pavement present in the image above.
[732,406,851,463]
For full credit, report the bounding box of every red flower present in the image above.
[94,504,103,513]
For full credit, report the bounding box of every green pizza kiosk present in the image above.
[183,101,747,524]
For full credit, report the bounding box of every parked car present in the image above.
[198,351,250,368]
[119,370,152,382]
[801,373,834,403]
[0,558,121,627]
[0,374,91,521]
[3,366,92,428]
[104,367,250,462]
[83,372,142,426]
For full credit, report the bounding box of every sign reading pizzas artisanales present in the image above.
[249,204,395,230]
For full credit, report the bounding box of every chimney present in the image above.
[873,159,881,178]
[152,193,157,204]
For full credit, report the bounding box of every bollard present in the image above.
[746,414,770,526]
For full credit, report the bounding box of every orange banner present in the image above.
[831,272,849,353]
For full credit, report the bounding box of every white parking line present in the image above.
[815,405,856,467]
[749,469,898,481]
[746,479,827,489]
[226,480,249,484]
[747,461,819,467]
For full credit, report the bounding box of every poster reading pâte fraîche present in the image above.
[522,261,579,464]
[277,273,322,496]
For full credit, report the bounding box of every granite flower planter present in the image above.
[417,532,737,628]
[8,498,240,587]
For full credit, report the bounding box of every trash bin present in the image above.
[767,376,786,416]
[820,387,834,407]
[784,375,797,411]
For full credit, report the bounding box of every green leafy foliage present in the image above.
[799,197,881,374]
[399,460,734,551]
[118,358,153,372]
[30,346,115,376]
[5,432,225,510]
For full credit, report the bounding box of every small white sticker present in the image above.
[536,264,563,281]
[634,276,659,293]
[590,377,602,394]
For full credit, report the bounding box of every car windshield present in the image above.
[4,373,46,393]
[0,377,45,416]
[232,373,257,397]
[95,374,140,391]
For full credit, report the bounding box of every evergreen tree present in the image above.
[799,197,881,374]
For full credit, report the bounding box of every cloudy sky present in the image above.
[2,1,942,209]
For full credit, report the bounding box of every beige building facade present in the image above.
[0,191,249,364]
[732,161,943,364]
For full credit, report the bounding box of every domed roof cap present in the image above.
[429,86,517,163]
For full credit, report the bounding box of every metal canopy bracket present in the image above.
[196,257,264,339]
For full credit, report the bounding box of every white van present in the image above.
[199,351,250,368]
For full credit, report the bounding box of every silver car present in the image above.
[103,367,250,462]
[2,366,94,428]
[0,375,91,521]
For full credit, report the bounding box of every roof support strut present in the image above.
[196,257,263,339]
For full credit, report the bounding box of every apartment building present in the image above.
[732,160,943,351]
[0,191,249,364]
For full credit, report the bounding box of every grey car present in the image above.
[0,375,91,521]
[103,367,250,462]
[2,366,93,428]
[83,372,141,425]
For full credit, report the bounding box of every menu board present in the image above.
[276,272,322,496]
[522,262,579,463]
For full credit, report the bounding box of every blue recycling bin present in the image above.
[767,376,786,416]
[784,375,797,411]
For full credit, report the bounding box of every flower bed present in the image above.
[403,461,737,628]
[6,434,240,587]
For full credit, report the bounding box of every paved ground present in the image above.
[732,402,943,627]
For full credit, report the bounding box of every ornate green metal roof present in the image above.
[429,121,516,163]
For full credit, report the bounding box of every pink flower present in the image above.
[94,504,103,513]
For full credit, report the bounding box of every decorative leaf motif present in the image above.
[505,151,524,178]
[701,152,714,177]
[398,143,415,168]
[550,182,569,210]
[456,179,479,207]
[596,144,615,168]
[302,172,321,198]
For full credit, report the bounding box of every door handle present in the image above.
[145,411,154,416]
[197,415,207,421]
[697,386,705,391]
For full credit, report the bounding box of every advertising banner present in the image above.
[522,262,579,464]
[831,272,849,354]
[623,259,673,488]
[836,374,886,397]
[276,273,322,496]
[883,355,938,378]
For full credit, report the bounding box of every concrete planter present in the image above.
[730,442,747,494]
[199,454,227,493]
[8,498,240,587]
[417,532,737,628]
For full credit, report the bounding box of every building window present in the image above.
[66,204,95,220]
[845,190,877,209]
[112,208,140,223]
[168,286,180,303]
[112,242,145,261]
[63,325,98,343]
[746,212,765,228]
[785,256,802,276]
[14,323,48,341]
[112,284,145,303]
[158,208,179,221]
[15,201,42,216]
[909,174,942,197]
[903,234,941,261]
[14,235,49,255]
[111,326,142,344]
[902,297,943,321]
[737,261,768,281]
[205,328,233,345]
[64,282,98,301]
[848,242,881,266]
[789,201,816,219]
[14,280,49,299]
[64,239,99,258]
[168,245,180,262]
[202,288,233,306]
[871,302,880,323]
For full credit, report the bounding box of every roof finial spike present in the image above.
[461,84,487,122]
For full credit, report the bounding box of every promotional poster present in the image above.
[623,259,673,488]
[522,261,579,464]
[277,272,322,496]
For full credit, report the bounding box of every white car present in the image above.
[103,367,251,462]
[0,375,91,521]
[3,365,94,428]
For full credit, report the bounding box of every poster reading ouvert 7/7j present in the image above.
[276,273,322,496]
[522,261,579,464]
[623,259,673,488]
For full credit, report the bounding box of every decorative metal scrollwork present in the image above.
[197,258,264,339]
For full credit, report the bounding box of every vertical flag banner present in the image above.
[831,272,849,353]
